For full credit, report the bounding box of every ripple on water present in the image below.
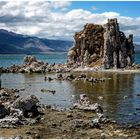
[2,72,140,125]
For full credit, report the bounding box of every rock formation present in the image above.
[12,95,39,115]
[0,55,72,73]
[68,18,135,69]
[0,88,42,128]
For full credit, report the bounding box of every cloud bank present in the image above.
[0,1,140,43]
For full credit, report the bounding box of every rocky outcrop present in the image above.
[1,55,73,73]
[12,95,39,116]
[68,23,104,66]
[0,88,43,128]
[103,19,135,69]
[68,18,135,69]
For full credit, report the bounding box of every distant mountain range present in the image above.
[0,29,140,54]
[0,29,73,54]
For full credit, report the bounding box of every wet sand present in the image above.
[1,108,140,139]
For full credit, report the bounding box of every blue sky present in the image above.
[70,1,140,17]
[0,1,140,43]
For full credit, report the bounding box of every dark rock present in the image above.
[57,74,63,79]
[35,134,41,138]
[44,76,47,81]
[52,123,57,128]
[66,74,75,80]
[78,74,87,78]
[0,102,8,118]
[48,77,53,81]
[26,130,32,135]
[67,113,73,118]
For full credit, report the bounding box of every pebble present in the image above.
[26,130,31,135]
[52,123,57,128]
[35,134,41,138]
[100,133,106,139]
[67,113,73,118]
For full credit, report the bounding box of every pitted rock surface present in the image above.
[68,18,135,69]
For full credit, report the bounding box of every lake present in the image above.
[0,53,67,68]
[1,53,140,68]
[1,53,140,125]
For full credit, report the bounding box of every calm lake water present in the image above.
[1,53,140,125]
[0,53,67,68]
[1,53,140,68]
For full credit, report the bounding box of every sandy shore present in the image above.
[73,67,140,74]
[1,108,140,139]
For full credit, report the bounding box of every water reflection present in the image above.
[70,72,140,124]
[2,72,140,124]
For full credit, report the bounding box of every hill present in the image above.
[0,29,73,54]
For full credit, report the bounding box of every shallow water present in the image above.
[1,53,140,125]
[1,72,140,125]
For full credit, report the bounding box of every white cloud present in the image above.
[0,1,140,43]
[101,12,120,18]
[50,1,71,9]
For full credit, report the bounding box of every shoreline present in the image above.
[1,55,140,74]
[2,65,140,74]
[1,107,140,139]
[73,67,140,74]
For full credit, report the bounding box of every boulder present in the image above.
[0,88,43,128]
[12,95,39,115]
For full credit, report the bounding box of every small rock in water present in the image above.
[98,96,103,100]
[123,96,128,99]
[48,77,53,81]
[41,89,56,94]
[137,94,140,97]
[44,76,47,81]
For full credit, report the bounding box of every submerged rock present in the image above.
[41,89,56,94]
